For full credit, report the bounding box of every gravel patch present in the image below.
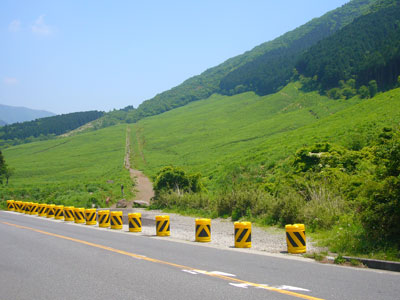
[120,208,326,254]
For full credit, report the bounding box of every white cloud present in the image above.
[3,77,18,85]
[8,19,21,32]
[31,15,52,35]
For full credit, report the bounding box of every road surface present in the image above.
[0,211,399,300]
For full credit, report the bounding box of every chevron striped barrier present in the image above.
[63,206,75,221]
[24,202,32,214]
[128,213,142,232]
[234,222,251,248]
[54,205,64,220]
[156,215,170,236]
[74,208,85,224]
[285,224,306,254]
[6,200,15,211]
[98,210,110,228]
[85,209,97,225]
[46,204,55,218]
[110,211,123,230]
[37,204,46,217]
[15,201,22,213]
[30,203,39,215]
[195,218,211,243]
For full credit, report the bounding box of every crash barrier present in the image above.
[54,205,64,220]
[110,211,123,230]
[285,224,306,254]
[7,200,15,211]
[25,202,32,214]
[64,206,75,221]
[38,204,47,217]
[85,209,97,225]
[234,222,251,248]
[128,213,142,232]
[30,203,38,215]
[156,215,170,236]
[74,208,86,224]
[19,202,25,213]
[15,201,22,213]
[98,210,110,228]
[46,204,55,218]
[195,218,211,243]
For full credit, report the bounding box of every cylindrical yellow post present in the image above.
[234,222,251,248]
[74,208,85,224]
[17,201,24,213]
[195,218,211,242]
[98,210,110,228]
[24,202,32,214]
[38,204,46,217]
[85,208,97,225]
[156,215,170,236]
[63,206,75,221]
[7,200,15,211]
[128,213,142,232]
[30,203,39,215]
[46,204,55,218]
[285,224,306,254]
[54,205,64,220]
[110,211,123,229]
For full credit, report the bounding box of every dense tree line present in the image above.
[296,1,400,93]
[0,111,104,146]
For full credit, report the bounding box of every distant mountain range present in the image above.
[0,104,55,125]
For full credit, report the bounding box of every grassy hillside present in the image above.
[130,82,386,182]
[1,124,133,207]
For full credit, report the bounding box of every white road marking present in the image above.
[182,270,199,275]
[209,271,236,277]
[229,283,250,289]
[257,284,311,292]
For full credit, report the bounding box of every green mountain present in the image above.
[125,0,377,123]
[296,1,400,92]
[0,104,55,124]
[0,111,104,148]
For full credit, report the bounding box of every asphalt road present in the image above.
[1,211,399,300]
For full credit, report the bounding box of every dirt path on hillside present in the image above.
[122,127,154,207]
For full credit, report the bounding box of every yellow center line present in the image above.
[2,221,325,300]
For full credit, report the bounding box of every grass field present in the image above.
[131,83,400,187]
[1,124,133,207]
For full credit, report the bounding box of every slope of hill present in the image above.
[0,104,55,124]
[1,124,133,207]
[296,1,400,91]
[0,120,6,127]
[124,0,377,123]
[0,110,104,148]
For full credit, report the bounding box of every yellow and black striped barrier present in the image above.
[46,204,55,218]
[64,206,75,221]
[19,201,26,213]
[156,215,170,236]
[15,201,22,213]
[234,222,251,248]
[74,208,85,224]
[85,209,97,225]
[7,200,15,211]
[285,224,306,254]
[128,213,142,232]
[38,204,47,217]
[195,218,211,242]
[30,203,39,215]
[110,211,123,230]
[54,205,64,220]
[98,210,110,228]
[24,202,32,214]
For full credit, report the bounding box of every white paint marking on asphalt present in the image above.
[182,270,199,275]
[276,285,311,292]
[229,283,249,289]
[209,271,236,277]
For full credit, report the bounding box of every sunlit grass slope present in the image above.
[131,83,400,186]
[2,124,133,206]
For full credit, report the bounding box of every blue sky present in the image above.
[1,0,349,114]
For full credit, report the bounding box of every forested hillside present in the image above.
[296,1,400,93]
[122,0,377,123]
[0,110,104,147]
